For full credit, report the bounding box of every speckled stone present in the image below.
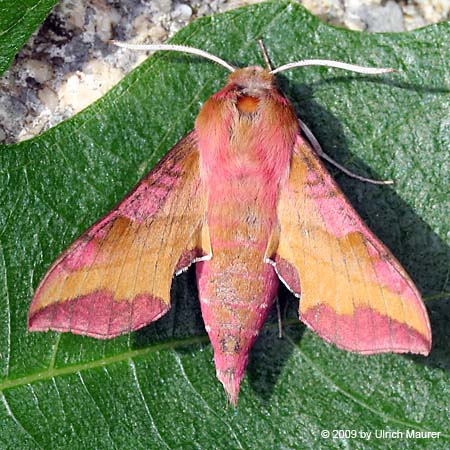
[0,0,448,143]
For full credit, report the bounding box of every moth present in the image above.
[29,41,431,404]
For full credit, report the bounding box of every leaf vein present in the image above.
[287,333,449,437]
[1,392,45,449]
[0,243,11,377]
[77,372,119,450]
[173,351,247,450]
[129,359,171,450]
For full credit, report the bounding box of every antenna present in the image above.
[272,60,395,75]
[110,41,236,73]
[257,39,273,71]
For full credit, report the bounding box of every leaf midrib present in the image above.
[0,334,208,391]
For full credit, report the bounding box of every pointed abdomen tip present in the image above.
[218,369,243,406]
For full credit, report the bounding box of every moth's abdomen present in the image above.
[196,198,279,404]
[196,244,278,405]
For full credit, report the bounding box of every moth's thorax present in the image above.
[195,66,299,187]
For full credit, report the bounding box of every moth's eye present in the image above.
[236,95,259,113]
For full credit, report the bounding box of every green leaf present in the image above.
[0,0,57,75]
[0,1,449,448]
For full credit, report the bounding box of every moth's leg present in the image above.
[298,119,393,185]
[276,297,283,339]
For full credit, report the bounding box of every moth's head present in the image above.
[226,66,274,93]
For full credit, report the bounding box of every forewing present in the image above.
[29,132,209,338]
[269,136,431,355]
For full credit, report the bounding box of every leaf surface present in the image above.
[0,1,449,448]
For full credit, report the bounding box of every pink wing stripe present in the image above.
[29,291,169,339]
[301,305,430,355]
